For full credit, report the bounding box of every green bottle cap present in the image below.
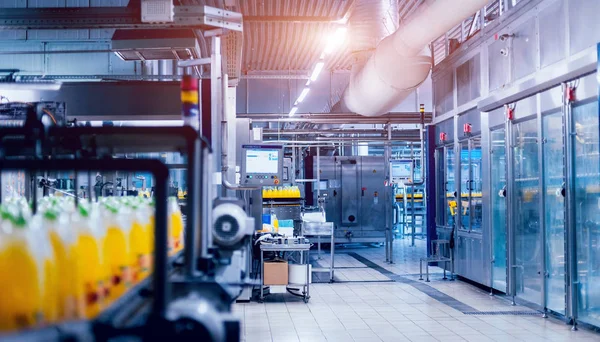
[78,205,89,218]
[12,215,27,228]
[44,209,59,221]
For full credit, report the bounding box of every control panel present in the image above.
[390,159,413,184]
[240,144,284,186]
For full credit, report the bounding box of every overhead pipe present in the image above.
[220,73,259,192]
[335,0,488,116]
[262,128,421,136]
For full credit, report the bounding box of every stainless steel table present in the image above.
[302,221,335,283]
[259,243,311,303]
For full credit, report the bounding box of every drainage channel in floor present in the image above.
[463,311,543,316]
[310,258,393,284]
[346,252,485,314]
[345,252,543,316]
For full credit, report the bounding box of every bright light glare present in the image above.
[305,80,311,86]
[323,27,347,55]
[289,106,298,117]
[310,62,325,82]
[297,88,310,103]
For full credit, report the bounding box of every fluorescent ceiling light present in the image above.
[289,106,298,117]
[310,61,325,82]
[323,27,347,55]
[87,120,184,127]
[297,88,310,103]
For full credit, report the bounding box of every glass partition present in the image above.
[491,129,507,292]
[470,137,483,231]
[543,111,566,314]
[573,100,600,326]
[459,141,470,230]
[445,146,456,227]
[512,118,542,305]
[436,147,446,226]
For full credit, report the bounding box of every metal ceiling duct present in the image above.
[348,0,399,73]
[335,0,488,116]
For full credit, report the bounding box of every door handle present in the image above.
[499,185,507,198]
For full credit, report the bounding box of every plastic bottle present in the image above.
[271,214,279,233]
[73,204,104,319]
[168,197,184,254]
[44,207,80,320]
[128,202,152,283]
[101,203,132,304]
[0,210,43,331]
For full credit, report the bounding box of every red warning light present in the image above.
[439,132,447,142]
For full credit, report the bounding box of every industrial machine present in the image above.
[0,112,253,341]
[309,156,388,243]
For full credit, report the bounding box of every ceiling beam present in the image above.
[243,16,344,23]
[237,112,433,124]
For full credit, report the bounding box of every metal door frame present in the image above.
[457,137,471,231]
[540,104,568,317]
[489,124,508,293]
[508,112,543,307]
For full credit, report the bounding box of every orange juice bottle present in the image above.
[168,197,184,254]
[72,204,104,318]
[0,211,42,331]
[128,202,151,284]
[44,207,81,320]
[101,204,132,304]
[29,213,59,326]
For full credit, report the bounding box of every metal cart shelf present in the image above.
[259,243,311,303]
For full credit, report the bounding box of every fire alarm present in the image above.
[505,105,514,121]
[566,86,576,102]
[463,123,472,134]
[440,132,447,142]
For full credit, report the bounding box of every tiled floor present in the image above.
[235,239,600,342]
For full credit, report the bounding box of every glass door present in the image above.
[470,137,483,231]
[572,100,600,326]
[445,146,456,227]
[491,128,507,292]
[512,118,542,305]
[543,111,566,315]
[436,147,446,227]
[459,141,470,230]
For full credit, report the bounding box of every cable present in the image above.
[42,108,57,124]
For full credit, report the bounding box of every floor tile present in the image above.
[237,239,600,342]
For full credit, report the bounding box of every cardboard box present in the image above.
[264,260,288,285]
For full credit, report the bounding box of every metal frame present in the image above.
[0,158,170,338]
[259,243,311,303]
[487,123,507,293]
[0,6,243,31]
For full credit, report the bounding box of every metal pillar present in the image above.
[537,93,548,318]
[410,142,416,247]
[385,124,394,263]
[506,108,516,305]
[210,35,222,200]
[564,84,578,330]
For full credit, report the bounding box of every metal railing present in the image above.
[432,0,522,66]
